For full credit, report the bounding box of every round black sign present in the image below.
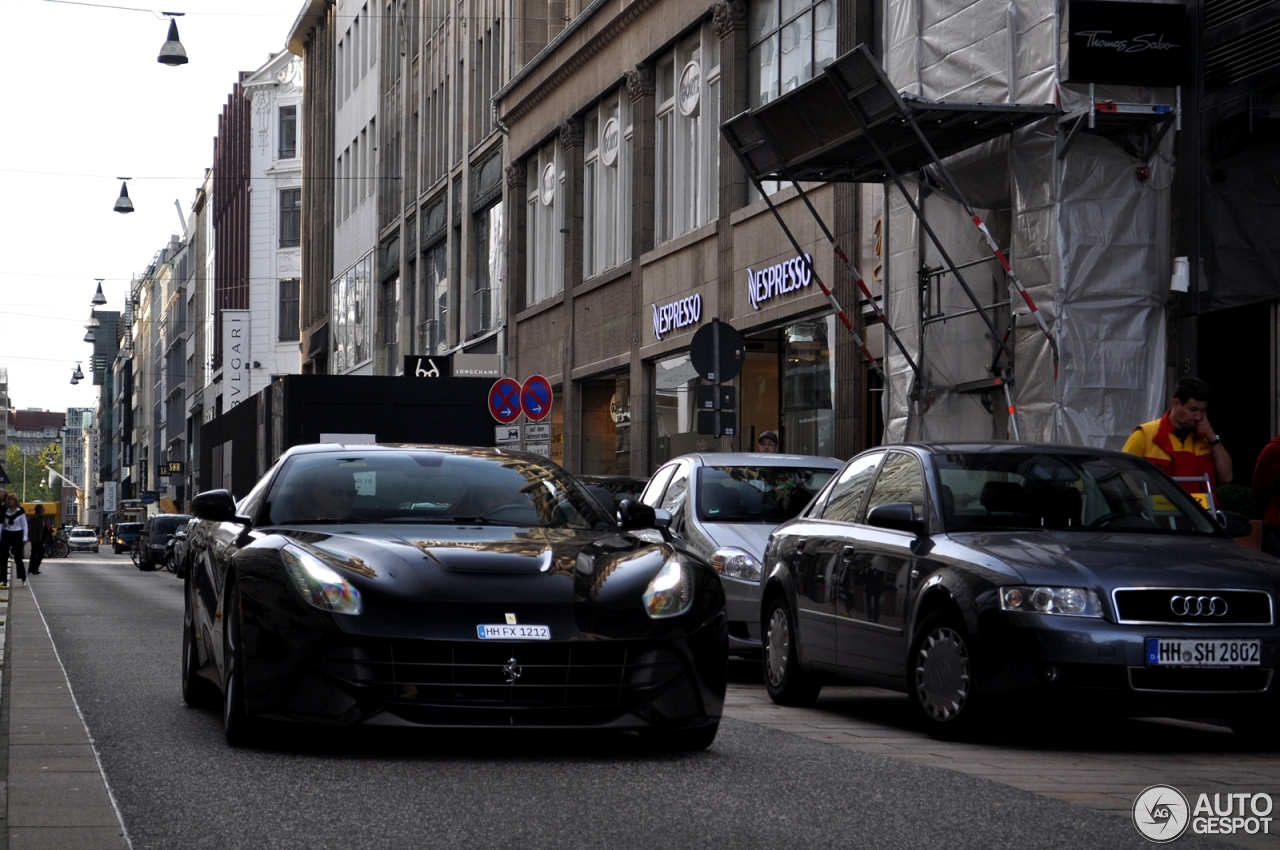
[690,321,745,383]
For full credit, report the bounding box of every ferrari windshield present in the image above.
[696,465,836,524]
[265,450,613,529]
[935,451,1220,536]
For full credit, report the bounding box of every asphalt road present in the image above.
[22,551,1220,850]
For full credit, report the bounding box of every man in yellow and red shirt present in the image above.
[1122,377,1233,494]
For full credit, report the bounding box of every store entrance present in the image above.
[743,316,835,457]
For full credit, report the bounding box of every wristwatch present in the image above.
[1209,436,1223,446]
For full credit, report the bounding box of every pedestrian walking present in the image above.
[0,494,29,587]
[28,502,51,575]
[1122,377,1233,494]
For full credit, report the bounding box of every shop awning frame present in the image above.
[722,45,1063,440]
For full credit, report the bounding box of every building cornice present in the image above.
[495,0,665,127]
[287,0,332,56]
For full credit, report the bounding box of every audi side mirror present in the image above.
[1216,509,1253,539]
[866,502,927,537]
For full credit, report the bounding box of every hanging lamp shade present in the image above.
[92,281,107,306]
[113,181,134,214]
[157,18,188,66]
[85,315,101,330]
[72,363,85,381]
[83,328,96,344]
[70,374,80,386]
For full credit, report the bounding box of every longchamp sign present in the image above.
[1065,0,1186,86]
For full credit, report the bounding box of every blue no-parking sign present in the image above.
[521,375,553,422]
[488,378,523,423]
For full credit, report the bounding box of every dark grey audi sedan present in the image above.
[761,443,1280,739]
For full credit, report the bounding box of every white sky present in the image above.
[0,0,303,416]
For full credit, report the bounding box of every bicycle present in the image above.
[48,536,70,559]
[130,539,143,569]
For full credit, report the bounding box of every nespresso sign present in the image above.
[1066,0,1186,86]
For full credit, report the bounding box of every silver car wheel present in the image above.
[914,627,970,722]
[765,607,790,688]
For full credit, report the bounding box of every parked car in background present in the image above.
[137,514,192,572]
[762,442,1280,740]
[640,452,842,657]
[183,443,727,748]
[113,522,143,554]
[166,517,200,577]
[67,527,100,553]
[578,475,648,516]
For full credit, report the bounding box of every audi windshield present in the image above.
[935,451,1221,536]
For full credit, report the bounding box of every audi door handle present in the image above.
[910,567,920,580]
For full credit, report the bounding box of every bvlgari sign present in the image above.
[1065,0,1186,86]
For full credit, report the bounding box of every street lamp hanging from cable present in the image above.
[114,179,134,214]
[157,15,188,66]
[92,280,107,306]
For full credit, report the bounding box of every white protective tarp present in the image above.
[880,0,1175,448]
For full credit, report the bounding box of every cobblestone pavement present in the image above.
[723,666,1280,849]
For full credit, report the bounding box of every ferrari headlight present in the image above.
[281,544,362,615]
[643,556,693,619]
[709,547,762,583]
[1000,585,1103,618]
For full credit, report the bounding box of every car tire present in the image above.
[182,582,218,709]
[222,583,259,747]
[641,722,719,752]
[907,610,986,740]
[762,595,822,707]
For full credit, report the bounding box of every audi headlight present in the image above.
[709,547,762,583]
[1000,585,1103,618]
[281,544,362,615]
[643,556,693,619]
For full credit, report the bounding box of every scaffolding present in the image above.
[723,45,1059,440]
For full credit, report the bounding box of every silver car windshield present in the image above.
[264,450,612,529]
[696,466,836,524]
[935,452,1220,536]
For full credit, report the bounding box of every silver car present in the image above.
[67,527,99,553]
[640,452,842,656]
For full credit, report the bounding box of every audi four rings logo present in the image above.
[1170,595,1228,617]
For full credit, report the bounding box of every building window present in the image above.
[280,188,301,247]
[332,253,373,373]
[584,91,633,278]
[748,0,837,109]
[525,141,564,306]
[278,279,300,341]
[419,241,448,353]
[472,201,503,336]
[279,105,297,159]
[656,26,721,244]
[381,275,399,372]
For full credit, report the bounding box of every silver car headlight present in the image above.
[281,543,362,615]
[709,547,762,583]
[1000,585,1103,618]
[642,556,693,619]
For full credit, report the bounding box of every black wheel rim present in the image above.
[765,607,790,688]
[914,627,971,722]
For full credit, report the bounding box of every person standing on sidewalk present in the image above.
[28,502,51,575]
[0,493,29,587]
[1122,377,1233,494]
[1253,433,1280,556]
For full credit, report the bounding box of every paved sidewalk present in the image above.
[725,682,1280,849]
[3,584,128,850]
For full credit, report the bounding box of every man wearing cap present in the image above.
[757,431,779,453]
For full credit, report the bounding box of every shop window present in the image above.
[582,374,632,476]
[525,141,564,305]
[583,91,633,278]
[655,26,720,244]
[331,253,373,373]
[653,353,709,464]
[782,317,835,457]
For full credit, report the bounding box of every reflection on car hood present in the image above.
[699,522,775,561]
[953,531,1280,589]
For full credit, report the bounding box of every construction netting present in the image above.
[880,0,1178,449]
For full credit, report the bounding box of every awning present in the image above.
[305,322,330,360]
[722,45,1058,185]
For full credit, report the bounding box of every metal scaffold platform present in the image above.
[722,45,1061,440]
